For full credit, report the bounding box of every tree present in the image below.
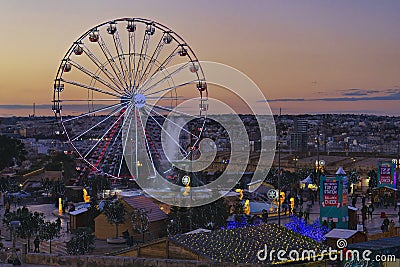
[348,169,360,192]
[103,200,126,239]
[131,208,149,242]
[85,201,101,230]
[44,152,77,181]
[349,169,360,185]
[39,220,61,253]
[66,228,95,255]
[0,177,10,192]
[232,201,244,215]
[50,180,65,197]
[167,206,187,236]
[3,207,45,251]
[285,215,329,242]
[0,135,26,170]
[368,169,378,188]
[85,175,110,203]
[168,199,231,233]
[40,178,52,197]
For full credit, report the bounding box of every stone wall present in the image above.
[24,253,259,267]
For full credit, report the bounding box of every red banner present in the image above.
[323,180,339,206]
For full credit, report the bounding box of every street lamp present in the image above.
[293,155,299,172]
[278,139,281,226]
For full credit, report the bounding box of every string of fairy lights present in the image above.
[171,224,331,264]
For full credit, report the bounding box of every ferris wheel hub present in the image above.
[133,93,146,108]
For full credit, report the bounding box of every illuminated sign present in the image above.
[378,162,395,188]
[322,180,339,207]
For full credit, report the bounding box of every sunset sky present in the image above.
[0,0,399,116]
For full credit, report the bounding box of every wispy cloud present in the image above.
[0,104,52,110]
[264,88,400,102]
[340,88,380,96]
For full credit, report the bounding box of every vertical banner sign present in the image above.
[320,174,348,229]
[378,162,395,188]
[323,180,339,207]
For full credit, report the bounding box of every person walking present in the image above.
[262,209,268,223]
[304,205,310,223]
[298,210,303,219]
[5,201,10,214]
[361,205,367,225]
[383,217,390,232]
[397,210,400,223]
[367,204,374,221]
[34,236,40,253]
[389,220,395,235]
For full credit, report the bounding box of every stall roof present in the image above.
[69,208,88,216]
[348,236,400,250]
[324,229,359,239]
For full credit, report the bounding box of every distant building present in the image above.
[291,118,308,152]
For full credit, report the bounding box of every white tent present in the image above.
[301,175,313,184]
[300,175,318,190]
[336,167,346,175]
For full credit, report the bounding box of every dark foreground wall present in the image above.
[24,253,259,267]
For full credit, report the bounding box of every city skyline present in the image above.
[1,1,400,116]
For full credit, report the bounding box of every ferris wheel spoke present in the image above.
[71,104,126,142]
[57,99,121,102]
[140,62,189,94]
[129,30,137,92]
[145,79,197,97]
[83,107,129,158]
[134,29,152,89]
[144,105,199,140]
[138,34,165,86]
[137,110,157,177]
[62,102,125,123]
[151,45,180,77]
[134,107,139,178]
[150,104,200,119]
[61,78,122,98]
[113,29,131,86]
[118,106,135,177]
[68,59,124,95]
[142,107,188,157]
[82,43,126,92]
[127,31,134,89]
[139,46,179,92]
[97,32,129,90]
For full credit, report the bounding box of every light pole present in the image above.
[397,133,400,191]
[275,109,282,225]
[293,155,299,172]
[315,128,321,202]
[278,140,281,226]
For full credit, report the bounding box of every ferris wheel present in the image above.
[52,18,208,183]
